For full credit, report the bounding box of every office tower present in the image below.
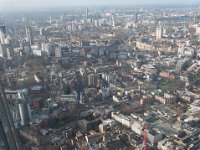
[111,14,116,27]
[49,17,52,24]
[0,25,13,60]
[192,13,198,24]
[55,45,62,58]
[20,40,31,55]
[135,12,139,24]
[88,73,99,87]
[0,83,20,150]
[74,71,83,103]
[0,44,6,58]
[156,26,163,40]
[42,42,54,57]
[0,25,6,35]
[39,27,45,36]
[25,26,34,45]
[86,8,89,20]
[0,44,14,60]
[18,102,31,126]
[0,25,6,44]
[17,89,31,126]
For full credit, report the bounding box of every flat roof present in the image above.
[31,86,43,91]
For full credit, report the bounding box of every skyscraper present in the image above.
[86,8,89,20]
[74,71,83,103]
[17,89,31,126]
[0,25,14,60]
[0,83,20,150]
[18,102,31,126]
[111,14,116,27]
[25,26,34,45]
[0,25,6,44]
[0,25,6,35]
[156,26,163,40]
[88,73,98,87]
[135,12,139,24]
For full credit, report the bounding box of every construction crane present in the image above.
[85,135,93,150]
[143,123,148,150]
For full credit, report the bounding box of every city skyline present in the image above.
[0,0,200,12]
[1,1,200,149]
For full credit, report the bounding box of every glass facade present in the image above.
[0,85,19,150]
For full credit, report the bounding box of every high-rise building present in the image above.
[74,71,83,103]
[17,89,31,126]
[0,25,13,60]
[18,102,31,126]
[111,14,116,27]
[156,26,163,40]
[0,25,6,44]
[55,46,62,58]
[0,44,13,60]
[25,26,34,45]
[41,42,53,56]
[88,73,99,87]
[86,8,89,20]
[39,27,45,36]
[20,40,31,55]
[0,25,6,35]
[0,84,20,150]
[135,12,139,24]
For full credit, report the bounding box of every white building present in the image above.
[32,49,42,56]
[0,44,13,60]
[156,26,163,40]
[60,92,78,103]
[0,31,6,44]
[55,46,62,58]
[131,121,143,135]
[111,112,132,128]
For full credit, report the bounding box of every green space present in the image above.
[54,116,76,129]
[158,80,185,92]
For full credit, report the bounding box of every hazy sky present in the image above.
[0,0,199,11]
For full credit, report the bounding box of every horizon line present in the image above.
[0,3,199,13]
